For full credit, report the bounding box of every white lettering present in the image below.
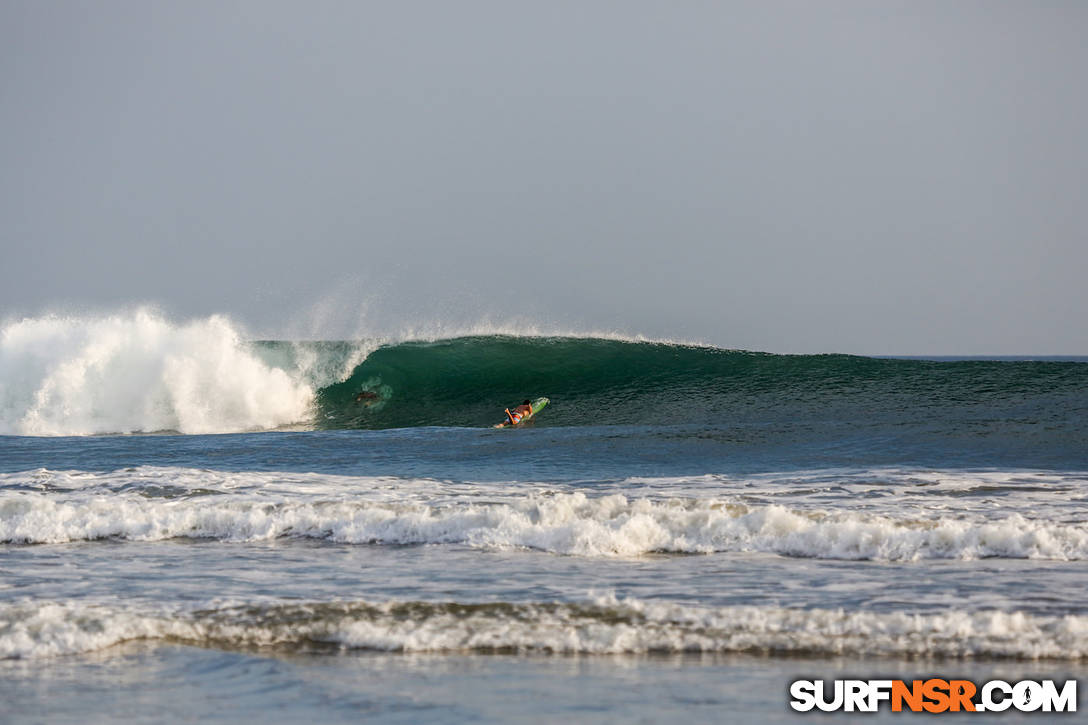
[815,680,844,712]
[981,680,1012,712]
[1013,680,1044,712]
[1040,680,1077,713]
[844,680,869,712]
[867,680,893,711]
[789,680,817,712]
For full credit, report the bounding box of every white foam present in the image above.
[3,471,1086,560]
[0,310,315,435]
[3,596,1086,660]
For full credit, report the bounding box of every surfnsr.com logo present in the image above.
[789,679,1077,713]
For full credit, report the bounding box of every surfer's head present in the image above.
[522,400,531,406]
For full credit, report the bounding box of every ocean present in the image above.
[1,312,1086,722]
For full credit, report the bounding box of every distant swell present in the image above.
[3,597,1086,660]
[4,488,1086,561]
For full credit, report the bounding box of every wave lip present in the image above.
[3,597,1086,660]
[4,484,1087,561]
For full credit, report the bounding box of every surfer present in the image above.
[494,397,548,428]
[354,390,380,405]
[505,400,533,426]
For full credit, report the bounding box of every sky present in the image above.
[2,0,1085,354]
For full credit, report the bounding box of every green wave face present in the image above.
[289,336,1088,430]
[315,336,733,429]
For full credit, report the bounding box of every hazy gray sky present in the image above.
[2,1,1085,353]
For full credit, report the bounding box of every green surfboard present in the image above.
[494,397,549,428]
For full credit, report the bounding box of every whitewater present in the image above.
[4,468,1088,561]
[0,311,316,435]
[3,310,1087,723]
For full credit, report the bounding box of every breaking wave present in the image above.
[3,309,1086,434]
[0,310,314,435]
[3,596,1086,660]
[3,469,1085,561]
